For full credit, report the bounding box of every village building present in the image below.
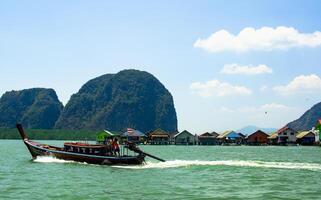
[246,130,269,145]
[275,126,297,144]
[267,133,278,145]
[147,128,170,145]
[296,131,315,145]
[198,132,219,145]
[217,131,243,145]
[238,133,246,143]
[122,129,146,144]
[96,130,120,144]
[314,119,321,143]
[168,131,179,145]
[174,130,196,145]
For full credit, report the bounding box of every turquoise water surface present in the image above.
[1,140,321,199]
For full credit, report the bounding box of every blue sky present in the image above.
[1,0,321,133]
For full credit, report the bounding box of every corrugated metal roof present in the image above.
[122,130,146,137]
[246,130,269,139]
[277,126,290,135]
[199,132,218,138]
[217,130,232,139]
[96,130,117,142]
[267,132,278,139]
[217,131,240,139]
[296,131,315,139]
[149,128,169,136]
[174,130,193,138]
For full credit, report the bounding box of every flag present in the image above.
[127,128,135,135]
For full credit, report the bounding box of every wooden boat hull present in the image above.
[23,140,145,165]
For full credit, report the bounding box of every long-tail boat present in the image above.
[16,124,165,165]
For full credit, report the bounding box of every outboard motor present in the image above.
[124,141,165,162]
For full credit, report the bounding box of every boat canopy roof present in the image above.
[64,142,106,148]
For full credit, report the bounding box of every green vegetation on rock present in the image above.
[287,102,321,131]
[0,88,63,129]
[55,69,177,132]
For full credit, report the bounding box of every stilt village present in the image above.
[96,120,321,146]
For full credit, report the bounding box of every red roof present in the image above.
[319,119,321,124]
[277,126,290,135]
[247,130,269,138]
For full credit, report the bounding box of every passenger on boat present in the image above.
[106,139,113,156]
[112,138,120,156]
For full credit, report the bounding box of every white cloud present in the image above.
[260,103,290,110]
[220,106,235,113]
[260,85,268,92]
[194,26,321,53]
[274,74,321,95]
[219,103,291,113]
[220,63,273,75]
[190,79,252,97]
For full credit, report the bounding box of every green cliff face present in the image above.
[287,102,321,131]
[0,88,63,129]
[55,69,177,132]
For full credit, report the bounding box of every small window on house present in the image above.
[290,132,294,135]
[283,132,287,135]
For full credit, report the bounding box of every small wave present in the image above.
[112,160,321,171]
[33,156,75,163]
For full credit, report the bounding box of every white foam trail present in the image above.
[33,157,321,172]
[112,160,321,171]
[33,156,75,163]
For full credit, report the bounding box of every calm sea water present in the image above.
[1,140,321,200]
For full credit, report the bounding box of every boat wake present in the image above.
[33,157,321,172]
[112,160,321,171]
[33,156,75,163]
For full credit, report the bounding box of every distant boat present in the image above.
[16,124,165,165]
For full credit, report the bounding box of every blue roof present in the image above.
[226,131,241,138]
[218,131,241,139]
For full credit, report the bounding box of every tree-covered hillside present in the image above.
[55,69,177,132]
[0,88,63,129]
[287,102,321,131]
